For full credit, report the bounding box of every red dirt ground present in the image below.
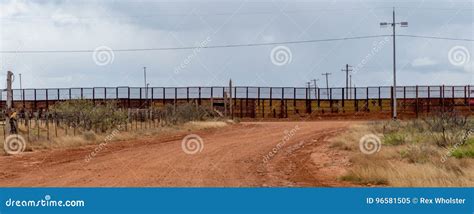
[0,121,359,187]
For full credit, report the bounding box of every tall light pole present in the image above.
[380,7,408,119]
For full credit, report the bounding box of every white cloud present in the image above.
[411,57,437,67]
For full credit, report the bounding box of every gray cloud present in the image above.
[0,0,472,89]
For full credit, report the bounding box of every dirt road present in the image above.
[0,121,356,187]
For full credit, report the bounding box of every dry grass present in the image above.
[332,118,474,187]
[1,120,230,155]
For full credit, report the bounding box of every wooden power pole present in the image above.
[5,71,13,134]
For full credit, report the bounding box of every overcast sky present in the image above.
[0,0,473,89]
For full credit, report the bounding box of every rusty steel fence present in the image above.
[1,85,473,118]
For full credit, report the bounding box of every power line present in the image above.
[0,35,391,54]
[398,35,474,42]
[1,34,471,54]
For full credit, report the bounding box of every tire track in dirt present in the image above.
[0,121,358,187]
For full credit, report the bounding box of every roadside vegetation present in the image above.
[2,100,226,154]
[332,111,474,187]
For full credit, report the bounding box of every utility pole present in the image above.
[306,82,311,99]
[311,79,319,99]
[322,72,331,98]
[341,64,352,99]
[6,71,13,134]
[380,7,408,119]
[349,74,352,99]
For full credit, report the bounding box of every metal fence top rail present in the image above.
[8,84,474,91]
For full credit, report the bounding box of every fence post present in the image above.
[329,88,333,111]
[378,87,382,110]
[139,87,142,107]
[186,87,189,102]
[270,87,273,115]
[281,87,285,118]
[198,87,201,106]
[46,89,49,109]
[427,86,430,113]
[128,87,131,108]
[403,86,406,111]
[465,86,468,105]
[81,88,83,99]
[305,87,308,114]
[210,87,214,110]
[69,88,72,100]
[260,87,264,118]
[317,88,320,108]
[34,89,37,111]
[22,89,26,108]
[440,85,444,112]
[174,88,177,109]
[415,85,419,118]
[341,88,345,111]
[93,87,96,104]
[355,87,358,112]
[245,87,249,118]
[293,88,296,110]
[162,88,165,106]
[366,87,369,112]
[151,87,154,106]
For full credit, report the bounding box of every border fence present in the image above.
[2,85,473,119]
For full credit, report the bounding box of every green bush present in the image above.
[383,133,407,145]
[52,100,127,132]
[156,103,218,125]
[451,144,474,159]
[423,111,473,147]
